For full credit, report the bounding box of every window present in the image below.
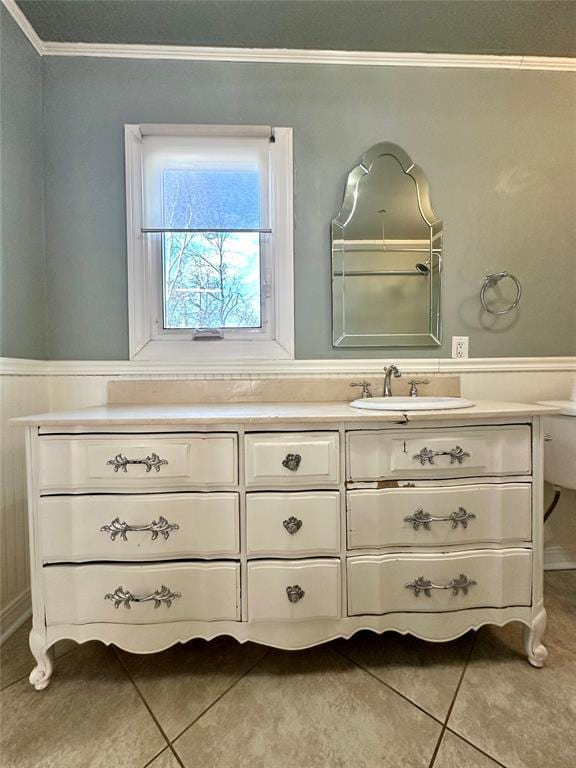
[125,125,294,361]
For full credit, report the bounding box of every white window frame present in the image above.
[125,124,294,361]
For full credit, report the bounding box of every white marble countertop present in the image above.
[12,400,559,427]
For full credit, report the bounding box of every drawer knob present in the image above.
[106,452,168,473]
[405,574,477,598]
[100,516,179,542]
[282,453,302,472]
[413,445,470,466]
[286,585,305,603]
[104,584,181,609]
[282,516,303,535]
[404,507,476,531]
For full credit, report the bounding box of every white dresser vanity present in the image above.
[16,400,554,689]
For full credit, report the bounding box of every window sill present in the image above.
[131,338,294,362]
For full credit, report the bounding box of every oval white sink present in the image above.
[350,396,475,411]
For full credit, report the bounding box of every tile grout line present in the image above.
[331,646,445,727]
[0,671,31,693]
[444,727,509,768]
[141,745,177,768]
[427,631,478,768]
[168,647,273,751]
[166,743,187,768]
[113,646,183,766]
[0,641,84,694]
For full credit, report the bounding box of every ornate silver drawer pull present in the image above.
[406,574,477,598]
[282,516,303,535]
[100,516,179,542]
[286,585,305,603]
[413,445,470,466]
[106,453,168,473]
[105,584,181,609]
[404,507,476,531]
[282,453,302,472]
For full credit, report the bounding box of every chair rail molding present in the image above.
[1,357,576,377]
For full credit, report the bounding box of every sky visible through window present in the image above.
[162,167,262,329]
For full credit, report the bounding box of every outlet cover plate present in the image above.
[452,336,469,358]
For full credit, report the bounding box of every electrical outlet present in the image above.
[452,336,469,359]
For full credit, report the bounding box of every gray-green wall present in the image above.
[42,57,576,359]
[3,38,575,359]
[0,7,46,359]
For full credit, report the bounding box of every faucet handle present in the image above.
[350,381,373,399]
[408,379,430,397]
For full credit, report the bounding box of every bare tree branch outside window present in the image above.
[161,166,262,330]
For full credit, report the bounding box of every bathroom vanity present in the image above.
[16,400,554,689]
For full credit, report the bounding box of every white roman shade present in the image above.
[140,128,272,232]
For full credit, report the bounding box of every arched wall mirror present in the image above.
[332,142,442,347]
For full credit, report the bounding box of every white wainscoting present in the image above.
[0,375,49,642]
[1,358,575,642]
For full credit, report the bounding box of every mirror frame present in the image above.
[332,142,442,348]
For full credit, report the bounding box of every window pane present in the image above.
[162,232,262,329]
[162,168,261,230]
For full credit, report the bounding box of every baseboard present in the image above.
[544,546,576,571]
[0,589,31,644]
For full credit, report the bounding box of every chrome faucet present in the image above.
[383,365,401,397]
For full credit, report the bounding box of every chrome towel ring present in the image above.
[480,271,522,315]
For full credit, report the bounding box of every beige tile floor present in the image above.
[1,571,574,768]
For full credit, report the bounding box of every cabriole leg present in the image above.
[29,629,54,690]
[523,608,548,668]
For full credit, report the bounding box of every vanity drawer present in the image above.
[347,427,531,481]
[245,433,340,487]
[247,559,341,622]
[347,549,532,616]
[40,493,240,562]
[44,562,241,625]
[38,434,238,492]
[246,492,340,556]
[347,483,532,549]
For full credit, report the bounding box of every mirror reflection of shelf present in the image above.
[333,269,429,277]
[333,239,434,253]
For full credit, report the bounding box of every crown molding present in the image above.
[40,42,576,72]
[1,0,44,55]
[1,2,574,74]
[2,357,575,377]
